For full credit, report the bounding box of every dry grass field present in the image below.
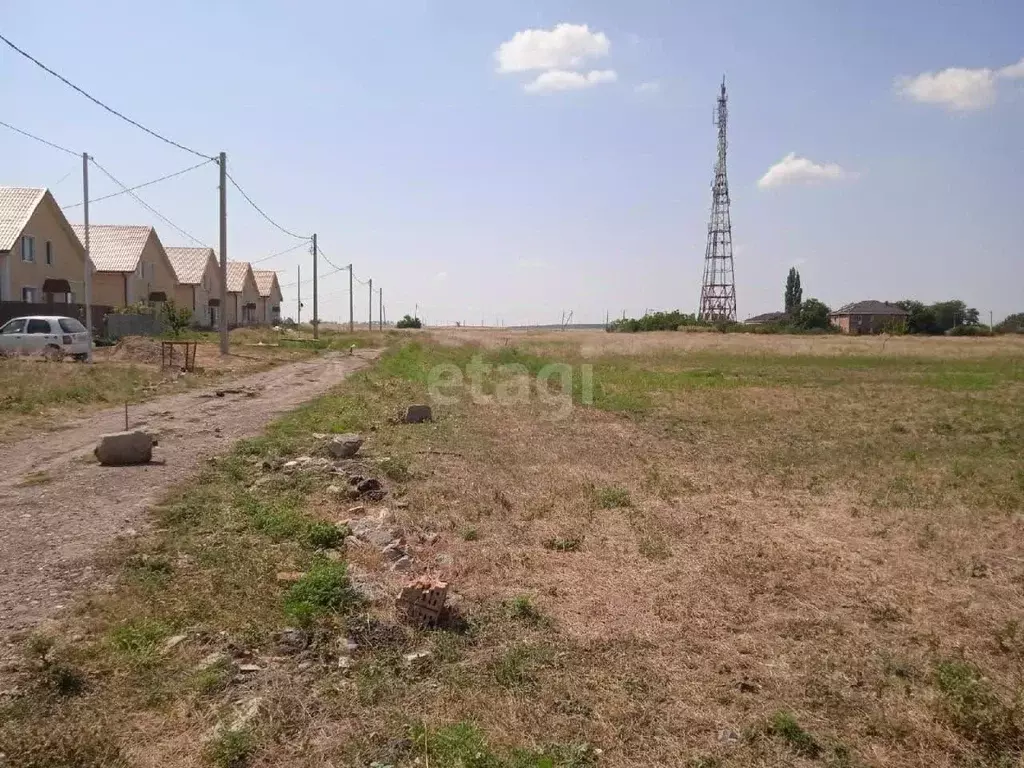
[2,329,1022,767]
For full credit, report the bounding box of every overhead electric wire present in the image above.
[89,158,207,247]
[65,158,214,208]
[250,240,311,265]
[0,32,212,159]
[316,245,349,274]
[225,169,309,240]
[0,118,77,156]
[278,264,347,290]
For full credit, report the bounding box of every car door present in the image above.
[0,318,27,354]
[24,318,55,354]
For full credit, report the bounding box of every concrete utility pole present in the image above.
[348,264,354,333]
[297,264,301,324]
[368,278,373,330]
[218,152,229,355]
[82,152,93,362]
[378,287,382,330]
[312,233,318,339]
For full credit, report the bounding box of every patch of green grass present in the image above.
[767,711,823,758]
[302,520,345,550]
[283,561,359,624]
[107,618,171,661]
[506,595,546,625]
[934,659,1023,755]
[409,722,597,768]
[492,643,552,690]
[462,527,480,541]
[593,486,631,509]
[379,455,412,482]
[122,553,174,588]
[542,535,583,552]
[205,728,255,768]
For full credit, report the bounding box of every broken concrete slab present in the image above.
[94,430,156,466]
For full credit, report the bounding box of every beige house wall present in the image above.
[227,271,260,326]
[0,195,88,303]
[92,272,128,307]
[173,254,223,327]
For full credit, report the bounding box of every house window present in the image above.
[45,241,53,265]
[22,287,36,303]
[21,235,35,262]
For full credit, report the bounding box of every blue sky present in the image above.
[2,0,1021,325]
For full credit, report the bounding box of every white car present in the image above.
[0,315,93,361]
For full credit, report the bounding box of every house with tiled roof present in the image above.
[166,247,223,328]
[226,261,259,326]
[828,300,909,334]
[252,269,283,325]
[71,224,178,309]
[0,186,88,305]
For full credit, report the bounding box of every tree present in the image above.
[994,313,1024,334]
[796,298,831,330]
[396,314,422,329]
[784,268,803,316]
[160,300,192,336]
[896,300,938,334]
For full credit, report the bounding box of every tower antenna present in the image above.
[698,76,737,322]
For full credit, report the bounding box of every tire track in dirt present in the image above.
[0,350,378,638]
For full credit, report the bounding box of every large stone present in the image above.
[94,430,155,466]
[328,433,364,459]
[403,404,432,424]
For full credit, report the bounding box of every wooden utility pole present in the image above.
[82,152,93,362]
[312,233,318,339]
[218,152,228,354]
[297,264,301,324]
[368,278,373,330]
[378,287,382,330]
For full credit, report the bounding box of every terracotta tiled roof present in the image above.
[71,224,152,272]
[226,261,253,293]
[0,187,46,251]
[167,247,214,284]
[252,269,279,297]
[830,300,908,316]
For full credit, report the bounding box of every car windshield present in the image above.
[1,319,26,334]
[58,318,87,333]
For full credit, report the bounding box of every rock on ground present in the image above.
[328,433,364,459]
[403,404,432,424]
[94,430,155,466]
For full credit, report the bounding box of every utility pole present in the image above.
[348,264,354,333]
[368,278,373,330]
[990,310,994,332]
[297,265,301,324]
[82,152,93,363]
[378,287,383,330]
[218,152,229,354]
[312,233,318,339]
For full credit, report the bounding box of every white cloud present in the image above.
[999,57,1024,79]
[896,56,1024,111]
[524,69,617,93]
[896,66,997,111]
[434,271,448,281]
[635,81,660,94]
[758,153,855,189]
[495,23,610,73]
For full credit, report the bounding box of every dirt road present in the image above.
[0,350,377,638]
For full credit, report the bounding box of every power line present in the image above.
[250,240,311,265]
[225,169,309,240]
[0,32,212,159]
[316,245,349,273]
[89,158,207,247]
[65,158,214,208]
[279,264,347,289]
[0,118,77,156]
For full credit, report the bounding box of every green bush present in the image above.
[397,314,422,329]
[283,561,358,623]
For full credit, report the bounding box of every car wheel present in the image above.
[43,345,64,362]
[73,353,89,362]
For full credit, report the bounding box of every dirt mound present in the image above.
[106,336,165,365]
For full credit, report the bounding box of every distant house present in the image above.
[0,186,88,304]
[166,247,223,328]
[72,224,178,309]
[744,311,788,325]
[252,269,283,325]
[225,261,259,326]
[829,300,908,334]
